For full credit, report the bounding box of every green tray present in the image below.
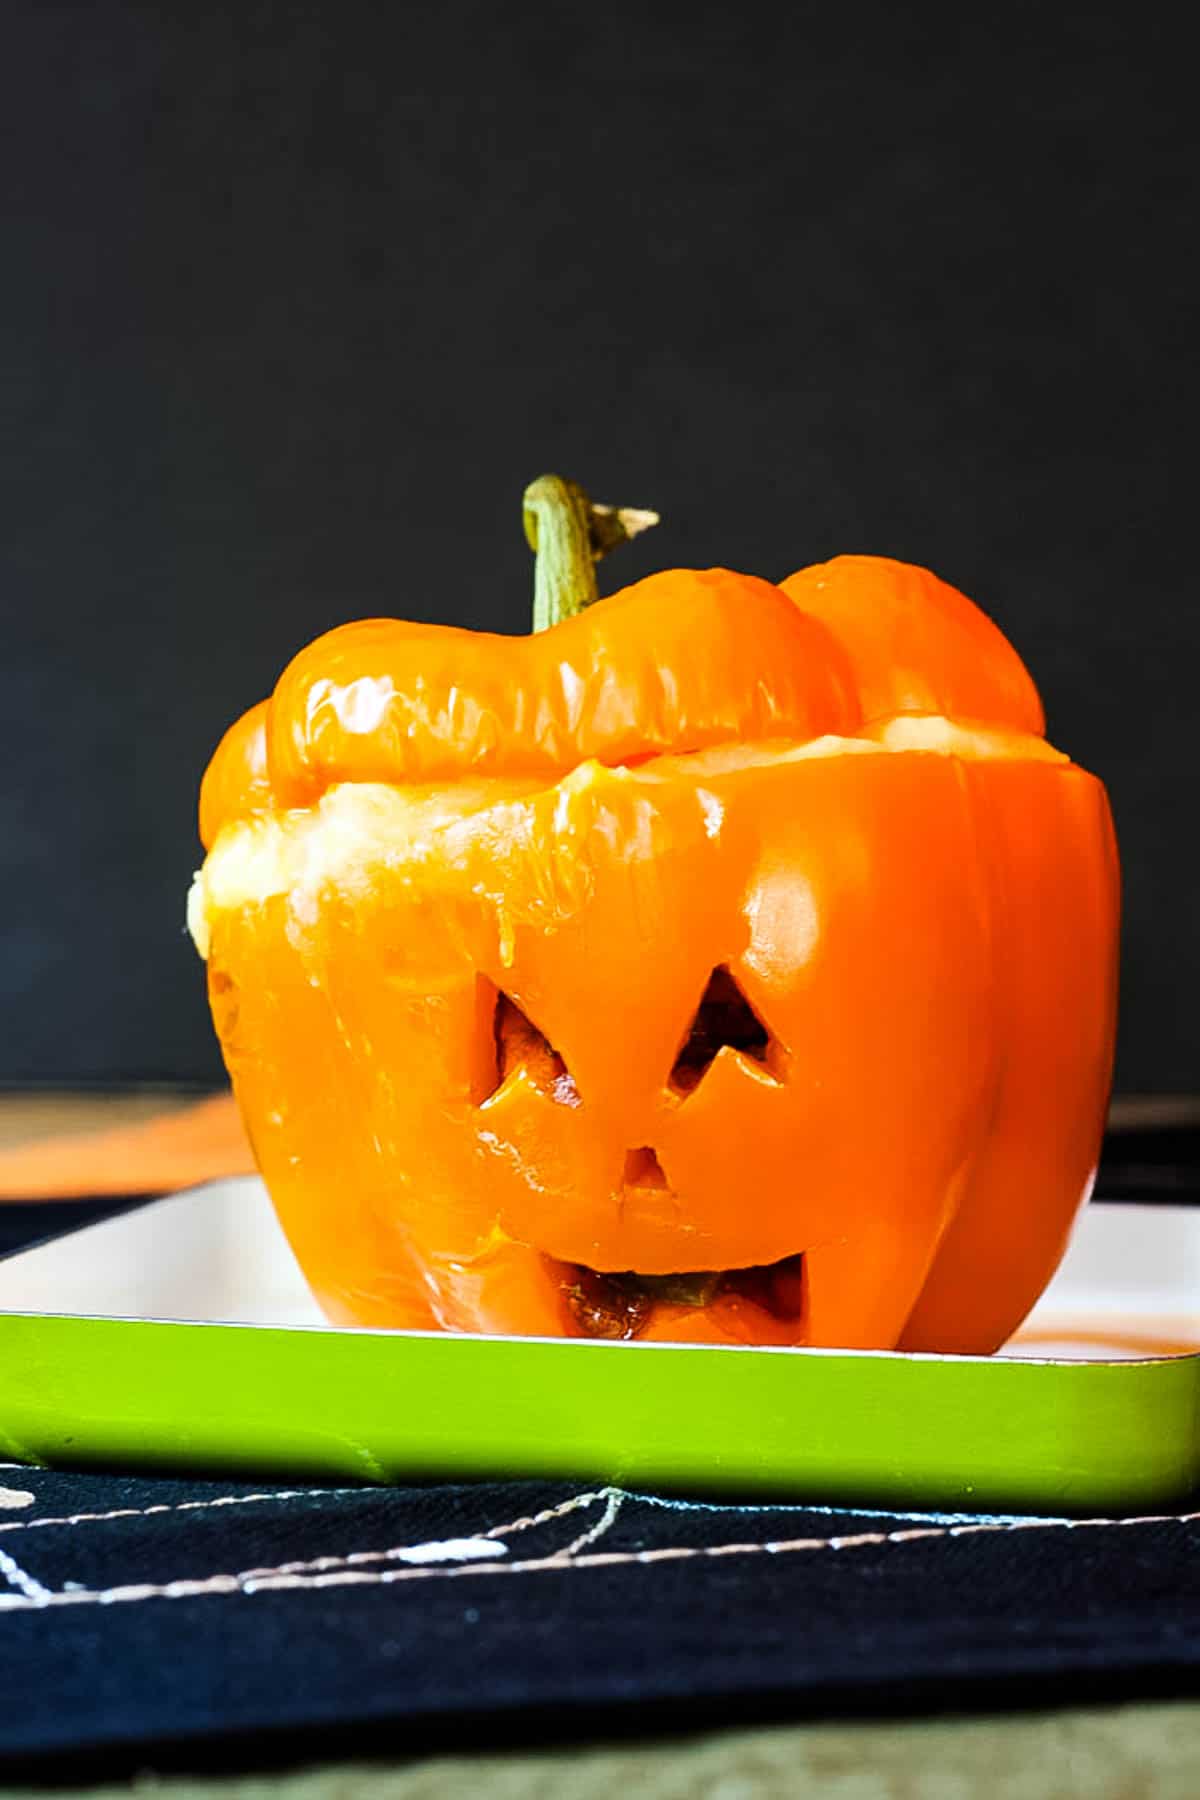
[1,1183,1197,1513]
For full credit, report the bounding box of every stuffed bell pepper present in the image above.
[188,477,1119,1353]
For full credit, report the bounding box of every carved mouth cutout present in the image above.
[559,1253,807,1340]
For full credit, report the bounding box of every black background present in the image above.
[1,3,1194,1090]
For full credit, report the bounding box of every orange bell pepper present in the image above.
[188,477,1118,1353]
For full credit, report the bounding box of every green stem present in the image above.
[523,474,659,632]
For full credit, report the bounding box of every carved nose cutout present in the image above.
[487,991,580,1105]
[623,1145,668,1188]
[669,966,773,1096]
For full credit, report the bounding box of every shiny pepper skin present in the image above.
[189,553,1119,1353]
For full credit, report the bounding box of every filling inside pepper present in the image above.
[561,1252,807,1339]
[188,719,1070,964]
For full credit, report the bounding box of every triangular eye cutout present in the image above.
[669,966,772,1095]
[486,991,580,1106]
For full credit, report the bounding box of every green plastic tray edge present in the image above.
[2,1313,1197,1512]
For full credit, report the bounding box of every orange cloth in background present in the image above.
[0,1092,255,1199]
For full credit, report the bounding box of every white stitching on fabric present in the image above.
[234,1535,510,1581]
[0,1546,52,1606]
[0,1479,1066,1536]
[476,1489,617,1543]
[559,1488,625,1557]
[0,1489,614,1607]
[0,1486,364,1537]
[138,1490,617,1584]
[629,1491,1064,1526]
[0,1504,1195,1617]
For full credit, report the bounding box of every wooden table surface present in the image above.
[0,1089,192,1150]
[4,1702,1197,1799]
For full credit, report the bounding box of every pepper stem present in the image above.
[523,474,659,632]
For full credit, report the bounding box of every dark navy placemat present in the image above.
[1,1463,1198,1771]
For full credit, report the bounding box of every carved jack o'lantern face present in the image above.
[191,500,1118,1354]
